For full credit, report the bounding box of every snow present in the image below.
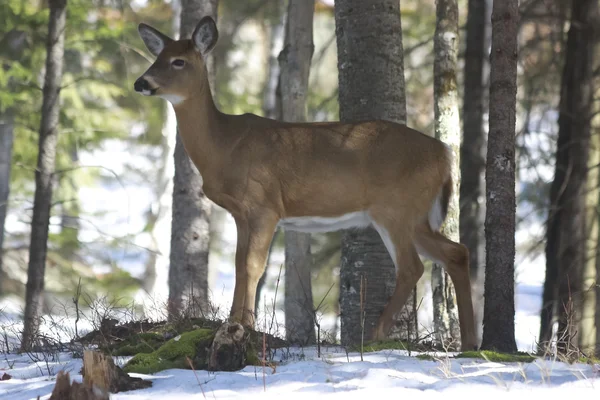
[1,346,599,399]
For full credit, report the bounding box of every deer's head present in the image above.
[134,17,218,105]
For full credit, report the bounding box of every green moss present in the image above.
[577,355,600,365]
[112,332,165,356]
[349,339,413,353]
[455,350,536,363]
[123,353,183,374]
[124,329,215,374]
[123,327,261,374]
[416,353,436,361]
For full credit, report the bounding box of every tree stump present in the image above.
[82,350,151,393]
[46,371,108,400]
[208,322,249,371]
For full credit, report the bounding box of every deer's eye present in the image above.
[172,59,185,68]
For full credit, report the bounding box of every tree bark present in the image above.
[168,0,218,320]
[580,128,598,354]
[279,0,316,345]
[432,0,461,348]
[460,0,489,342]
[480,0,519,353]
[334,0,411,346]
[541,0,598,355]
[21,0,67,352]
[262,0,286,120]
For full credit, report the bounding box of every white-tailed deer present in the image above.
[134,17,477,350]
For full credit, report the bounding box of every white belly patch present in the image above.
[278,211,371,233]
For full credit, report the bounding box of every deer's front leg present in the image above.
[230,212,278,328]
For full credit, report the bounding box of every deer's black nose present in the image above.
[134,77,150,92]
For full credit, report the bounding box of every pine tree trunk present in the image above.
[168,0,218,319]
[543,0,597,355]
[21,0,67,352]
[580,128,598,354]
[480,0,519,353]
[334,0,411,346]
[279,0,316,345]
[432,0,461,348]
[460,0,489,342]
[263,0,286,120]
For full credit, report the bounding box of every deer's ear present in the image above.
[138,23,173,57]
[192,16,218,56]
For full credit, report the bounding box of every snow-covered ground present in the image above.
[2,346,599,399]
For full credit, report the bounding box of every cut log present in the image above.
[82,350,152,393]
[208,322,249,371]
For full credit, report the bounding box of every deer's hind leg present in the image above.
[369,214,424,340]
[414,221,477,351]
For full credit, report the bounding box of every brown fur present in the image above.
[136,18,477,350]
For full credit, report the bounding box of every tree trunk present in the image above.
[168,0,218,320]
[279,0,317,345]
[460,0,489,342]
[542,0,598,355]
[580,127,598,354]
[262,0,286,120]
[21,0,67,352]
[480,0,519,353]
[334,0,411,346]
[432,0,461,348]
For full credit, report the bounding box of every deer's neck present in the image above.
[171,77,224,178]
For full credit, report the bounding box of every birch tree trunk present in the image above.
[432,0,461,348]
[460,0,489,342]
[279,0,317,345]
[21,0,67,351]
[334,0,412,346]
[542,0,598,355]
[168,0,218,320]
[481,0,518,353]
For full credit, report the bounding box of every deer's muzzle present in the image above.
[134,77,157,96]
